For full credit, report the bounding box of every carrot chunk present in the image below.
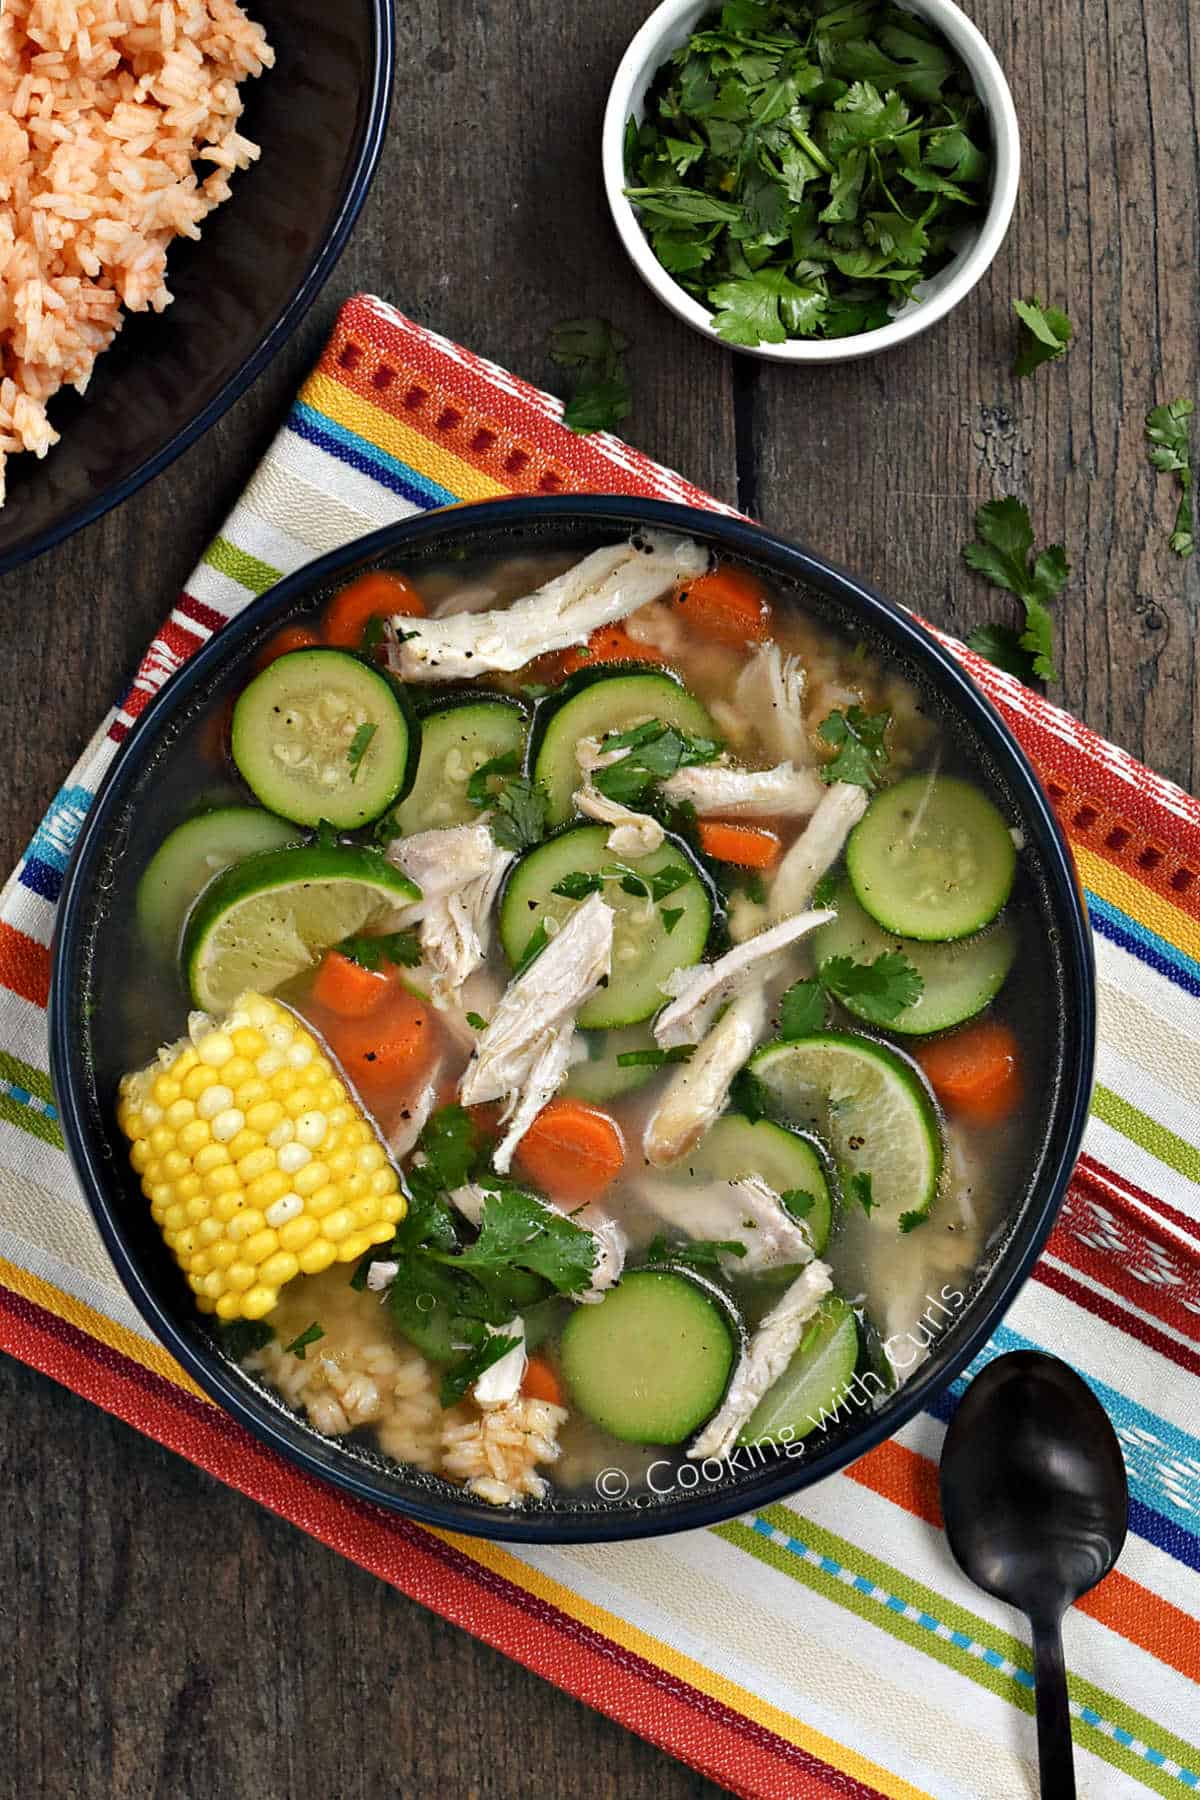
[670,566,772,647]
[311,949,391,1018]
[513,1098,625,1203]
[322,570,426,648]
[255,625,320,670]
[915,1020,1022,1126]
[562,623,666,674]
[521,1355,565,1408]
[696,820,782,869]
[327,988,438,1096]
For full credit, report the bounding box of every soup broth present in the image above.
[104,529,1057,1514]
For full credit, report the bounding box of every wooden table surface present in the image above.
[1,0,1196,1793]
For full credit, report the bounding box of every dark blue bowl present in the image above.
[0,0,393,575]
[50,497,1095,1543]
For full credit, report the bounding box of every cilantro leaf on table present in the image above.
[336,928,422,972]
[819,950,924,1023]
[1146,398,1194,558]
[548,318,633,436]
[1013,297,1072,377]
[623,0,989,345]
[961,496,1069,683]
[963,622,1034,680]
[818,705,891,788]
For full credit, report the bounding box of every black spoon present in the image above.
[939,1350,1129,1800]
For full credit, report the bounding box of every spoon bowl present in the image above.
[940,1350,1128,1797]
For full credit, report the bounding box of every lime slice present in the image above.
[738,1296,860,1447]
[183,844,419,1013]
[750,1032,942,1225]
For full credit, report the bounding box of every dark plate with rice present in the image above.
[0,0,394,575]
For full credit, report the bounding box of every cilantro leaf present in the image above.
[1013,297,1072,377]
[779,977,826,1039]
[413,1104,481,1197]
[336,929,422,972]
[643,1233,747,1271]
[847,1171,876,1215]
[217,1319,274,1360]
[898,1209,929,1233]
[779,1189,816,1218]
[284,1322,324,1360]
[347,722,377,780]
[818,705,891,788]
[456,1185,598,1295]
[962,496,1069,683]
[465,1011,489,1031]
[466,750,520,809]
[818,950,923,1023]
[551,870,604,901]
[593,720,722,807]
[615,1045,694,1069]
[439,1332,521,1408]
[513,919,550,976]
[488,776,549,853]
[965,622,1037,682]
[549,318,634,437]
[710,271,827,345]
[1146,398,1194,559]
[661,906,685,934]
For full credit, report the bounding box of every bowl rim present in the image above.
[50,494,1095,1544]
[0,0,396,578]
[601,0,1021,364]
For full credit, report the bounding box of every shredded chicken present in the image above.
[474,1318,528,1406]
[458,893,614,1170]
[386,534,707,681]
[660,759,824,819]
[387,1068,441,1163]
[653,909,834,1049]
[735,642,811,765]
[575,779,665,858]
[689,1259,834,1460]
[643,990,768,1167]
[448,1180,628,1303]
[637,1172,814,1272]
[769,782,868,922]
[388,823,513,1001]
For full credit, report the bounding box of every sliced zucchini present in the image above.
[532,670,718,825]
[737,1295,860,1447]
[750,1032,942,1227]
[231,648,414,830]
[813,879,1017,1035]
[498,824,711,1029]
[390,697,527,837]
[681,1114,832,1255]
[559,1268,738,1444]
[847,773,1016,942]
[136,806,299,960]
[564,1025,660,1103]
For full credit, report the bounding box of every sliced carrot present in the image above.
[562,623,666,675]
[521,1355,565,1408]
[696,820,782,869]
[513,1098,625,1204]
[255,625,320,671]
[311,949,391,1018]
[670,565,772,647]
[915,1020,1022,1126]
[327,988,438,1096]
[322,570,426,649]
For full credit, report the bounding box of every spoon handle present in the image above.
[1031,1614,1076,1800]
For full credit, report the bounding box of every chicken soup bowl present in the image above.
[51,496,1094,1543]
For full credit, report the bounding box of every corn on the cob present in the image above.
[116,992,406,1321]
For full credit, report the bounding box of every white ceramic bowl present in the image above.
[602,0,1020,364]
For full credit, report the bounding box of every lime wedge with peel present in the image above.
[183,844,419,1013]
[750,1032,942,1226]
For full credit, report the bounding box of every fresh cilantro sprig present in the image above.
[615,1045,695,1069]
[466,751,549,853]
[847,1171,877,1216]
[593,719,723,807]
[778,944,924,1033]
[818,705,891,788]
[336,929,422,971]
[898,1208,929,1233]
[439,1332,522,1407]
[623,0,989,347]
[548,318,633,435]
[284,1322,324,1360]
[347,722,377,780]
[1146,398,1194,558]
[643,1233,747,1271]
[1013,298,1072,377]
[962,496,1069,684]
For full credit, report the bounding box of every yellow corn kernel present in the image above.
[116,994,406,1320]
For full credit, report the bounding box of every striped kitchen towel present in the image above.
[2,294,1199,1800]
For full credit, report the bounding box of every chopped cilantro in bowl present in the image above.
[604,0,1019,360]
